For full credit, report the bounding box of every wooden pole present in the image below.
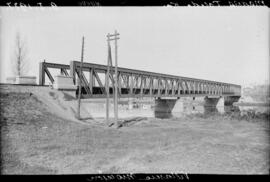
[106,31,120,127]
[106,34,111,124]
[114,30,119,127]
[77,36,84,119]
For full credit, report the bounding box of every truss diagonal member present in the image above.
[75,69,91,95]
[44,67,54,84]
[93,70,106,94]
[184,81,189,94]
[81,72,91,95]
[61,68,69,76]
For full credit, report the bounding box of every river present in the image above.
[80,98,270,119]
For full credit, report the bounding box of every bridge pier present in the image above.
[203,96,220,107]
[224,96,241,106]
[203,96,240,107]
[154,96,241,115]
[154,98,178,113]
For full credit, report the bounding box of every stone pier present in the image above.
[203,96,220,107]
[154,98,178,113]
[152,96,241,116]
[224,96,241,106]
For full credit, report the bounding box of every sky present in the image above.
[0,6,269,87]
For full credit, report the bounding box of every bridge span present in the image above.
[39,61,241,109]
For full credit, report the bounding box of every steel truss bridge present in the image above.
[39,61,241,99]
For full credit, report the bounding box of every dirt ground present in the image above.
[0,85,269,174]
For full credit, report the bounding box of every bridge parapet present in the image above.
[39,61,241,98]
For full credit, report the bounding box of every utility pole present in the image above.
[77,36,85,119]
[114,30,119,127]
[106,35,113,124]
[106,31,120,127]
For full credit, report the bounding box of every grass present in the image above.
[0,86,269,174]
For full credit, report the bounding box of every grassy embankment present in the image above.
[0,85,269,174]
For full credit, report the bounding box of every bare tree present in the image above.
[12,32,28,76]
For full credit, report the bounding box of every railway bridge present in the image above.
[39,61,241,113]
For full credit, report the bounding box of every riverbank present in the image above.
[0,85,269,174]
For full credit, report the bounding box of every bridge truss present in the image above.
[39,61,241,99]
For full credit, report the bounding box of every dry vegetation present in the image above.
[0,85,269,174]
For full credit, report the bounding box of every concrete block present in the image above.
[15,76,36,85]
[53,75,77,91]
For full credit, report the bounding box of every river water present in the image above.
[81,98,270,119]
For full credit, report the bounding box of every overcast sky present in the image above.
[0,7,269,86]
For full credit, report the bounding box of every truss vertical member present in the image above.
[77,36,85,119]
[107,31,120,127]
